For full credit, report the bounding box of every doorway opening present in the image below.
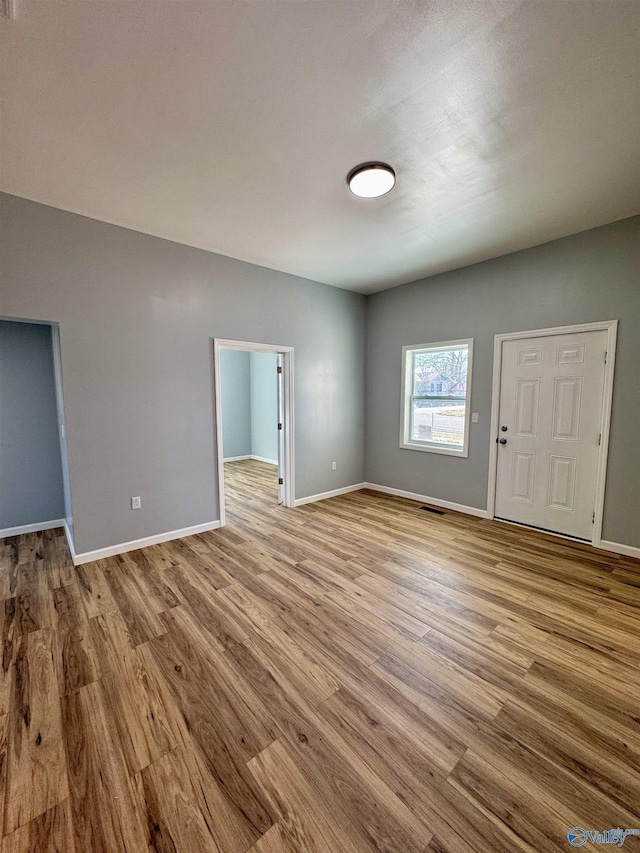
[213,339,294,527]
[0,316,74,549]
[487,320,617,547]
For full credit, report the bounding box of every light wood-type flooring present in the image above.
[0,458,639,852]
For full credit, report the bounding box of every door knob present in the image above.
[501,425,508,432]
[499,438,507,445]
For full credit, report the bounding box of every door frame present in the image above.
[213,338,295,527]
[486,320,618,547]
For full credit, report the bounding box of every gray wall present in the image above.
[1,193,636,553]
[0,193,366,554]
[365,216,640,548]
[0,320,65,530]
[250,352,278,463]
[220,349,252,459]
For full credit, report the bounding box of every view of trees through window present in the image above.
[411,345,469,447]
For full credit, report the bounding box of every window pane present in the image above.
[411,399,466,447]
[412,346,468,398]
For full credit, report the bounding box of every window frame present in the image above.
[400,338,474,458]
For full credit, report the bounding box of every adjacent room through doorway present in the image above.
[0,317,72,541]
[215,340,294,525]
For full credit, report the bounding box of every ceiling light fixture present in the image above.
[347,162,396,198]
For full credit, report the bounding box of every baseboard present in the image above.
[223,454,278,465]
[71,520,222,566]
[0,518,65,538]
[64,519,77,562]
[294,483,366,507]
[363,483,489,519]
[250,455,278,466]
[599,540,640,560]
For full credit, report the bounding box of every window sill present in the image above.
[399,440,469,458]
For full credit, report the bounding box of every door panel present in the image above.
[495,330,607,540]
[552,376,582,440]
[548,455,576,511]
[515,379,539,437]
[511,452,535,502]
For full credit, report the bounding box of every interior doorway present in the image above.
[213,339,294,527]
[0,316,73,543]
[488,320,617,545]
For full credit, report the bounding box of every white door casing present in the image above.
[277,353,285,505]
[491,323,617,543]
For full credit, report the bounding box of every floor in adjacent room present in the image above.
[0,458,638,852]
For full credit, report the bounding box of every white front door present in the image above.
[494,330,608,540]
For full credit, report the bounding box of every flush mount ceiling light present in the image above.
[347,162,396,198]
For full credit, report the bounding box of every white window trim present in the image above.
[399,338,474,458]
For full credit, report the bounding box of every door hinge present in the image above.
[278,477,284,485]
[277,365,283,374]
[592,511,596,524]
[278,423,282,430]
[598,433,602,445]
[604,351,608,364]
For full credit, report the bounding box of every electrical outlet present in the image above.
[331,462,337,471]
[131,496,141,510]
[472,412,479,423]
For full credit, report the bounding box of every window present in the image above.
[400,338,473,457]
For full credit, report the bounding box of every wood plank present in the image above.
[4,629,69,834]
[138,748,224,853]
[62,680,147,853]
[0,540,20,600]
[50,583,100,696]
[495,700,640,815]
[447,749,576,852]
[0,601,19,717]
[41,530,74,592]
[145,608,277,846]
[89,610,176,775]
[13,558,51,637]
[247,824,294,853]
[73,561,116,620]
[163,565,248,650]
[121,549,180,614]
[0,714,8,839]
[100,556,165,645]
[248,738,375,853]
[2,799,75,853]
[241,619,341,707]
[228,643,433,853]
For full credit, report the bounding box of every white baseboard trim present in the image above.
[64,519,77,562]
[71,520,222,566]
[599,540,640,560]
[251,455,278,466]
[294,483,366,507]
[363,483,489,519]
[223,454,278,466]
[0,518,65,538]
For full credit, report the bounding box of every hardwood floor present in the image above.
[0,458,638,852]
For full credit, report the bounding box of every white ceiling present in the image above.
[1,1,638,294]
